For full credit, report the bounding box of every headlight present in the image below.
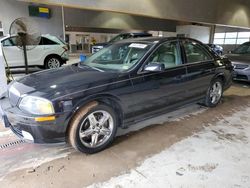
[19,96,55,115]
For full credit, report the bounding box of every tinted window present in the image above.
[183,41,213,63]
[39,37,58,45]
[83,42,152,72]
[2,37,17,47]
[233,43,250,54]
[148,41,181,69]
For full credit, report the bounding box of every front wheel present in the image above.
[204,78,223,107]
[68,103,118,154]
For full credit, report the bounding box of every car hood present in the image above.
[13,64,120,100]
[225,53,250,65]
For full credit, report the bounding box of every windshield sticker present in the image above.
[122,65,129,69]
[129,43,148,49]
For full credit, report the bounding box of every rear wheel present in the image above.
[68,102,118,154]
[45,56,62,69]
[204,78,223,107]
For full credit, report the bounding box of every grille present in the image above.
[234,64,249,70]
[0,140,25,149]
[10,125,23,138]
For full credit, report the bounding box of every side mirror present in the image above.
[144,63,165,72]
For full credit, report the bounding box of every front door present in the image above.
[127,40,188,121]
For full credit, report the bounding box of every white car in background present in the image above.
[0,34,69,69]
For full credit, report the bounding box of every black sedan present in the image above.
[0,37,233,154]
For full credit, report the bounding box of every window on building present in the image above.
[214,31,250,45]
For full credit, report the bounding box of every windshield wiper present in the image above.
[78,63,104,72]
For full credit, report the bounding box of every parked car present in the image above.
[207,44,223,55]
[91,32,152,53]
[1,34,69,69]
[225,42,250,82]
[0,37,233,154]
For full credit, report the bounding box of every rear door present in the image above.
[181,39,216,100]
[27,36,60,66]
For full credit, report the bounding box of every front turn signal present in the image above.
[35,116,56,122]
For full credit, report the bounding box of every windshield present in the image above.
[82,42,153,72]
[233,43,250,54]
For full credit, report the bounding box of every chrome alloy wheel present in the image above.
[79,110,114,148]
[210,81,222,104]
[48,58,60,68]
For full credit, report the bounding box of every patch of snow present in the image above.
[0,130,14,137]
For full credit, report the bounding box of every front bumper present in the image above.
[61,51,69,63]
[0,97,68,143]
[233,69,250,82]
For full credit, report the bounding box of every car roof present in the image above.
[0,34,60,42]
[242,42,250,45]
[119,32,152,36]
[115,36,203,45]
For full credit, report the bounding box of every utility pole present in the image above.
[61,5,66,41]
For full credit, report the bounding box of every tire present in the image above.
[68,102,118,154]
[45,56,62,69]
[204,78,223,107]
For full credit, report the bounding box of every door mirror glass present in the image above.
[144,63,165,72]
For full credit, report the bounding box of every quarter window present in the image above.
[39,37,58,45]
[183,41,212,63]
[148,41,181,69]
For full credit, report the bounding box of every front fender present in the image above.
[64,93,124,130]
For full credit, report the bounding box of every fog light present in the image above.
[21,130,34,142]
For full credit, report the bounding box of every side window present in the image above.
[148,41,181,69]
[234,44,250,54]
[183,41,213,63]
[2,37,17,47]
[39,37,58,45]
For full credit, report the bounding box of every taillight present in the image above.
[62,46,68,51]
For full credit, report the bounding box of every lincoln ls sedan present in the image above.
[0,37,233,154]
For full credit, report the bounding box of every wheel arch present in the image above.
[212,72,226,87]
[65,94,125,136]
